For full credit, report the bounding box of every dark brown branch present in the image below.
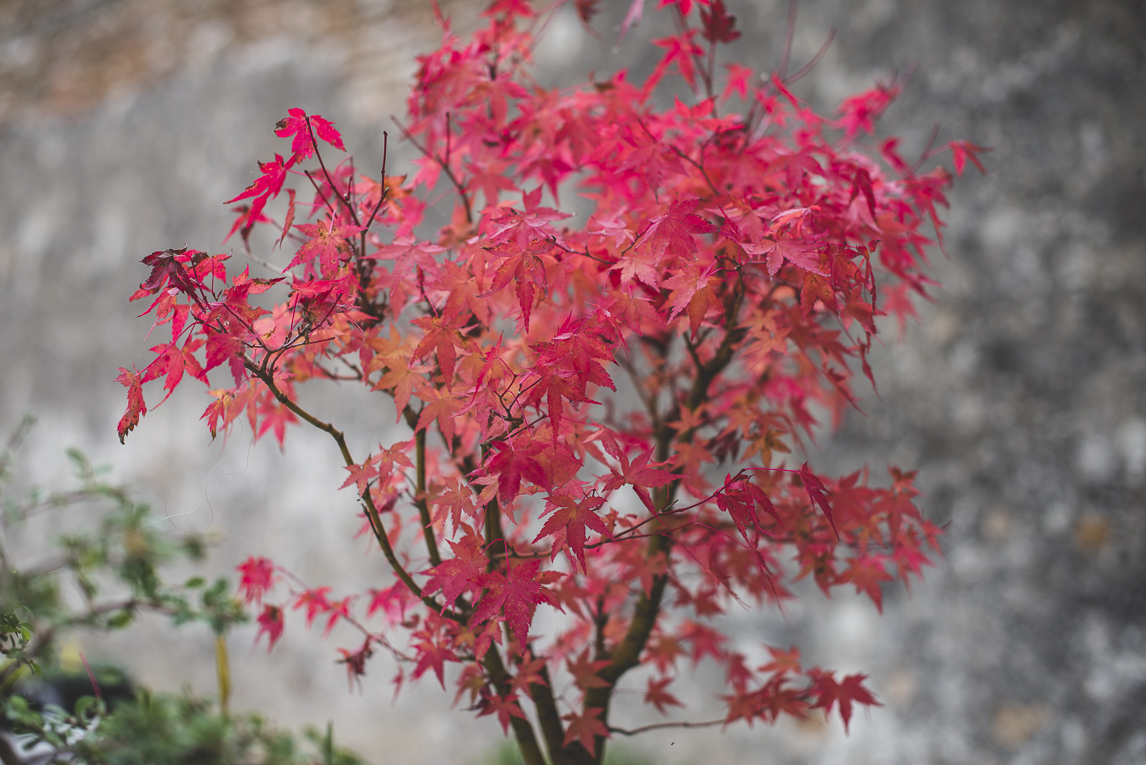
[575,275,748,764]
[482,645,547,765]
[529,660,567,762]
[592,596,608,661]
[415,429,442,567]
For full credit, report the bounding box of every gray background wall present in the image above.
[1,1,1143,763]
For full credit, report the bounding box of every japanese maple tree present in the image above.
[116,1,983,763]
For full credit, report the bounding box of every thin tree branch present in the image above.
[609,718,725,736]
[391,114,473,225]
[415,429,442,567]
[241,355,461,621]
[305,116,361,229]
[777,0,798,81]
[359,131,390,257]
[785,29,835,85]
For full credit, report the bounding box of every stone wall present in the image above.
[0,1,1142,763]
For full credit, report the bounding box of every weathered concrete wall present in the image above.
[0,1,1142,763]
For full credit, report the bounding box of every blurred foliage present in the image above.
[483,740,654,765]
[0,414,243,690]
[0,416,365,765]
[4,691,364,765]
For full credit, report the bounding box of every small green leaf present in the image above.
[107,611,135,629]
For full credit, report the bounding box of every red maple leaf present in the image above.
[483,0,537,19]
[287,220,365,274]
[466,159,519,207]
[115,367,146,444]
[700,0,739,44]
[275,108,346,162]
[717,478,759,545]
[376,235,446,283]
[650,31,704,92]
[836,82,901,139]
[742,237,826,278]
[411,314,467,384]
[227,153,292,206]
[473,559,559,646]
[619,199,716,286]
[412,623,457,689]
[644,634,686,674]
[662,264,718,337]
[415,386,463,444]
[645,676,684,715]
[483,435,549,506]
[725,651,754,692]
[321,595,354,638]
[293,586,332,628]
[480,238,550,330]
[806,669,880,733]
[562,708,609,757]
[947,139,990,176]
[422,529,486,610]
[430,476,478,531]
[760,645,802,676]
[224,154,292,242]
[841,553,894,612]
[601,444,677,514]
[236,556,278,604]
[798,462,837,535]
[479,692,529,735]
[566,648,610,691]
[679,619,726,666]
[336,638,374,690]
[534,492,609,572]
[340,460,379,495]
[134,248,209,306]
[255,604,284,652]
[366,582,411,624]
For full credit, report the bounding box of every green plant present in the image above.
[3,690,364,765]
[0,418,365,765]
[0,415,241,696]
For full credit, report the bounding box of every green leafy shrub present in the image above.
[0,417,363,765]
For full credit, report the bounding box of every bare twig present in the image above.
[609,718,725,736]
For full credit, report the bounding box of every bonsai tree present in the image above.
[116,1,985,763]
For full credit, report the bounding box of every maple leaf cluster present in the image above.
[119,1,981,763]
